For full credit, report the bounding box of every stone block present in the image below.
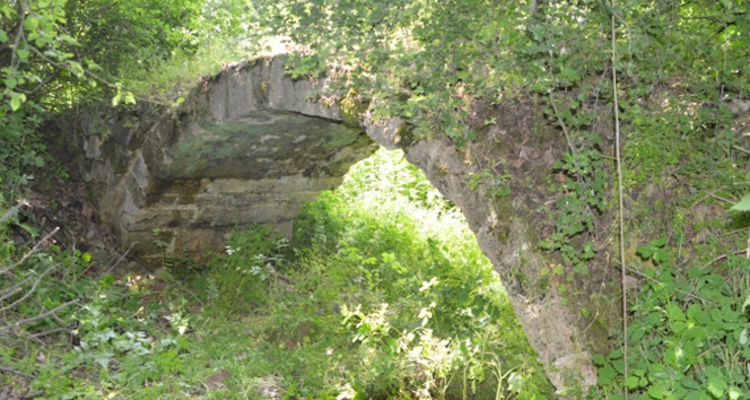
[226,67,258,118]
[193,190,320,207]
[208,73,229,121]
[131,206,197,231]
[199,176,342,195]
[267,57,341,120]
[173,228,230,254]
[193,202,303,227]
[122,229,174,257]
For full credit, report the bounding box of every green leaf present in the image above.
[18,223,39,237]
[125,92,136,104]
[730,193,750,211]
[653,249,670,264]
[705,367,726,398]
[681,377,703,390]
[721,322,740,331]
[16,49,30,61]
[625,376,639,389]
[597,364,615,385]
[687,266,710,278]
[561,67,581,82]
[637,245,655,259]
[648,385,665,399]
[672,321,688,334]
[10,96,20,111]
[23,17,39,32]
[0,29,7,43]
[612,358,625,374]
[728,387,743,400]
[630,326,646,342]
[687,304,709,324]
[666,303,685,322]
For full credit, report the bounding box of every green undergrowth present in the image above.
[585,79,750,398]
[1,149,553,399]
[589,242,750,400]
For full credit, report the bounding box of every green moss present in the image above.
[323,125,363,148]
[496,225,510,242]
[339,88,367,126]
[256,81,269,104]
[536,275,550,294]
[582,291,620,355]
[174,179,210,204]
[492,196,514,226]
[395,123,416,148]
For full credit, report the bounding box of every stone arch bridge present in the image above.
[57,54,600,391]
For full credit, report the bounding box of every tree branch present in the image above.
[0,227,59,275]
[0,261,59,313]
[0,202,25,225]
[9,2,25,70]
[0,299,79,334]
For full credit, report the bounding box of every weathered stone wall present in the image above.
[60,56,377,264]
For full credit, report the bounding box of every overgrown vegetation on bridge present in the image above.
[3,0,750,398]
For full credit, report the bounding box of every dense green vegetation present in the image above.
[1,150,552,399]
[3,0,750,399]
[249,1,750,398]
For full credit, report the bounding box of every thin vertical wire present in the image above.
[611,1,628,398]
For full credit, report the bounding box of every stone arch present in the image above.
[60,54,597,391]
